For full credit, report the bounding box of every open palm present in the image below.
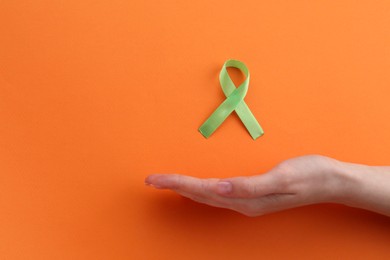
[145,155,346,216]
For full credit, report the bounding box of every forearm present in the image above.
[335,161,390,216]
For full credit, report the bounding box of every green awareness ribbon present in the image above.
[199,59,264,140]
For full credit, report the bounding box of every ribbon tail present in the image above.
[235,101,264,140]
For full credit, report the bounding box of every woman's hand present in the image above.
[145,155,390,217]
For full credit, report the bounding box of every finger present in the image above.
[215,172,287,198]
[145,174,218,197]
[175,190,233,210]
[146,174,235,210]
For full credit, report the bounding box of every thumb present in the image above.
[215,172,283,198]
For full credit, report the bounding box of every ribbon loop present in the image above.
[199,59,264,140]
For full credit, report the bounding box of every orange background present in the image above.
[1,1,390,259]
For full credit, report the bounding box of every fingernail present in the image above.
[145,183,164,189]
[144,178,155,187]
[145,181,164,189]
[217,181,232,194]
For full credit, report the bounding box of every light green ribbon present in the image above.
[199,59,264,140]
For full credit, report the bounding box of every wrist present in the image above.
[325,159,363,205]
[329,160,390,216]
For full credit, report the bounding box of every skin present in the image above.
[145,155,390,217]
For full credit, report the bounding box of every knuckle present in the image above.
[172,174,185,189]
[173,174,182,185]
[240,177,257,197]
[200,180,210,192]
[272,163,294,190]
[273,161,293,176]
